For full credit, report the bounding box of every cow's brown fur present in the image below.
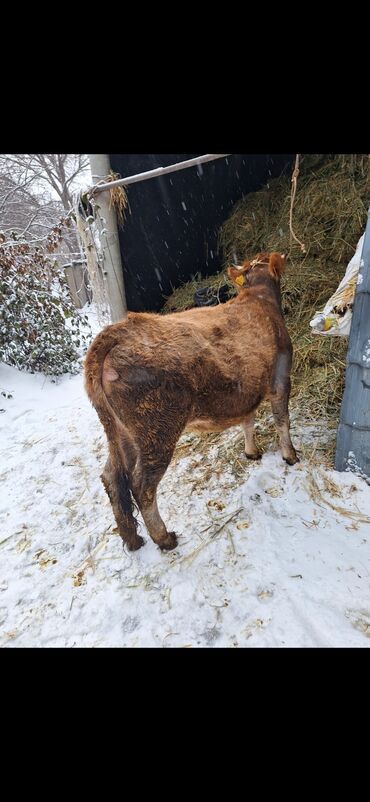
[84,252,298,552]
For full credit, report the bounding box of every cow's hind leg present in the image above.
[101,455,145,551]
[132,456,178,551]
[270,392,298,465]
[128,402,191,550]
[270,350,299,465]
[241,411,262,460]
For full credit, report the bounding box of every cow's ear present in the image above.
[268,252,286,280]
[227,265,247,287]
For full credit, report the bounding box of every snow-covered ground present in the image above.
[1,358,370,647]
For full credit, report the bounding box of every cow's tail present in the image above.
[84,322,123,413]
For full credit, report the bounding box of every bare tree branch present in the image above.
[0,153,89,242]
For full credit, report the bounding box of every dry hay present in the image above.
[219,154,370,265]
[163,271,229,312]
[107,171,130,228]
[165,155,370,474]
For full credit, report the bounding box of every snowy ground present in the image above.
[1,358,370,647]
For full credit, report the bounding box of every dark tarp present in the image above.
[109,154,293,312]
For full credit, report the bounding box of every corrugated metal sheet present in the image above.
[335,208,370,482]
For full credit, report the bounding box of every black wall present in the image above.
[109,154,293,312]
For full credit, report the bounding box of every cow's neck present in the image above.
[240,277,282,310]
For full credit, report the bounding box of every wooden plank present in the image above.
[64,265,79,308]
[73,264,88,307]
[64,263,91,309]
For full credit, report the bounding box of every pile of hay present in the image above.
[107,171,130,227]
[164,154,370,470]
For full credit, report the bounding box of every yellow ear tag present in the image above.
[235,275,245,286]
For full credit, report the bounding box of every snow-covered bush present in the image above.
[0,222,92,376]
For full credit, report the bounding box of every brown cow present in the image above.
[84,251,298,552]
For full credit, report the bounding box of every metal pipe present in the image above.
[90,153,231,194]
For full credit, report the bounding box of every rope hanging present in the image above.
[289,155,306,254]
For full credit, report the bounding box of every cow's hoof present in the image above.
[245,451,262,461]
[159,532,178,551]
[126,535,145,551]
[283,453,299,466]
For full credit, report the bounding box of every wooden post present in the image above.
[88,154,127,322]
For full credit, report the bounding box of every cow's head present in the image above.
[227,252,286,290]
